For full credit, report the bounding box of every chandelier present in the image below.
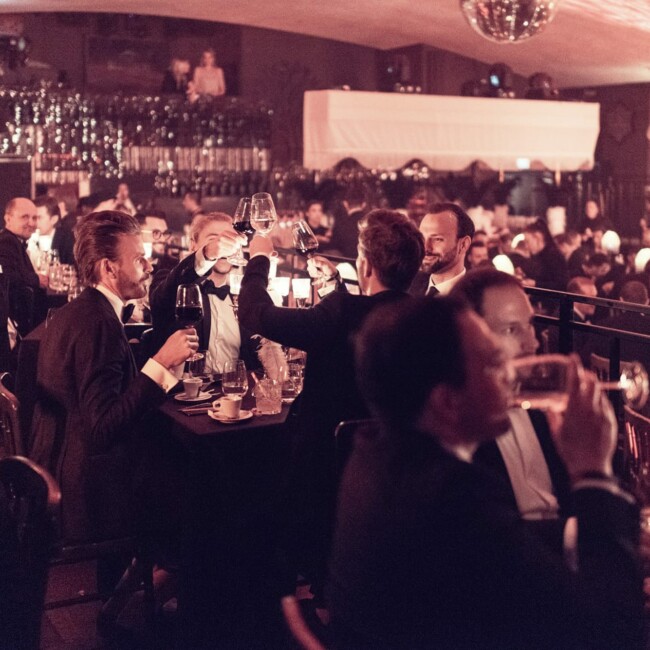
[460,0,561,43]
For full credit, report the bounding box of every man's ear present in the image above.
[100,258,116,279]
[427,384,461,429]
[458,235,472,255]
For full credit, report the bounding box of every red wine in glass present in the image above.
[234,220,255,236]
[292,220,319,257]
[175,284,204,328]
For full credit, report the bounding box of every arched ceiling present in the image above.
[1,0,649,87]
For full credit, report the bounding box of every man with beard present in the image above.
[409,203,475,296]
[30,211,198,542]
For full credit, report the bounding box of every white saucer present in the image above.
[174,391,212,403]
[208,409,254,424]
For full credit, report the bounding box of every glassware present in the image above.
[291,219,319,257]
[281,362,304,403]
[251,192,277,237]
[229,197,254,266]
[229,269,244,318]
[176,283,203,363]
[254,377,282,414]
[291,278,311,308]
[222,359,249,398]
[509,354,650,412]
[175,283,204,328]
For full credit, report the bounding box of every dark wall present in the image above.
[564,83,650,235]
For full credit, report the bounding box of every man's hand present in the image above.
[249,234,274,258]
[38,273,49,289]
[153,327,199,370]
[307,255,338,281]
[552,355,617,481]
[201,228,247,261]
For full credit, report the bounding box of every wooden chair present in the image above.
[623,405,650,499]
[334,418,378,478]
[0,372,22,456]
[281,595,327,650]
[0,456,61,650]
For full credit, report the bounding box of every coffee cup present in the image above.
[183,377,203,399]
[215,395,242,419]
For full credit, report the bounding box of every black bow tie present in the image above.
[426,285,440,297]
[203,280,230,300]
[121,303,136,324]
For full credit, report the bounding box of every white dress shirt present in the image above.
[427,268,466,296]
[95,283,179,393]
[495,408,559,520]
[194,248,241,371]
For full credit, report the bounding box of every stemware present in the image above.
[509,354,649,412]
[291,278,311,308]
[251,192,278,237]
[176,283,204,363]
[291,219,319,257]
[229,197,254,266]
[222,360,249,398]
[229,269,244,318]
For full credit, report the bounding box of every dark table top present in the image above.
[158,388,291,446]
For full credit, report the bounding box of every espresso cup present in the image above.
[214,395,242,419]
[183,377,203,399]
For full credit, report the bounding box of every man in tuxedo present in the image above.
[451,267,571,519]
[328,187,366,259]
[239,208,424,595]
[30,211,198,543]
[0,197,47,336]
[33,195,75,265]
[409,202,475,296]
[150,211,256,370]
[328,297,642,649]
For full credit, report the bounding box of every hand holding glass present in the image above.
[509,354,649,412]
[229,197,254,266]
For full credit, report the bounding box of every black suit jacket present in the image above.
[328,429,643,649]
[408,270,429,296]
[474,408,571,517]
[0,228,43,335]
[30,288,167,541]
[239,255,409,575]
[149,252,257,369]
[51,225,75,265]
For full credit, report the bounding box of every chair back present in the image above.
[334,418,378,477]
[281,596,327,650]
[0,456,61,650]
[0,372,22,456]
[623,406,650,499]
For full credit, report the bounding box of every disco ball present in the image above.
[460,0,561,44]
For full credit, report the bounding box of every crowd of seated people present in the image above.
[2,188,650,647]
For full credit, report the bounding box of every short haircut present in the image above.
[524,219,553,246]
[306,200,323,210]
[468,242,487,252]
[34,195,61,219]
[190,211,232,243]
[184,191,200,203]
[4,197,29,220]
[344,185,366,208]
[567,276,595,295]
[620,281,648,305]
[356,297,467,429]
[584,252,609,268]
[74,211,141,286]
[555,231,580,247]
[358,209,424,291]
[428,202,475,240]
[450,267,523,316]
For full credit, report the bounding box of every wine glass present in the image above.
[292,219,319,257]
[509,354,649,412]
[229,197,254,266]
[176,284,203,363]
[222,360,249,399]
[251,192,277,237]
[229,269,244,318]
[291,278,311,308]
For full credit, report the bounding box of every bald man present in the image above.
[0,198,47,335]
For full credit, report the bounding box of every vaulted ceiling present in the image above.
[1,0,650,87]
